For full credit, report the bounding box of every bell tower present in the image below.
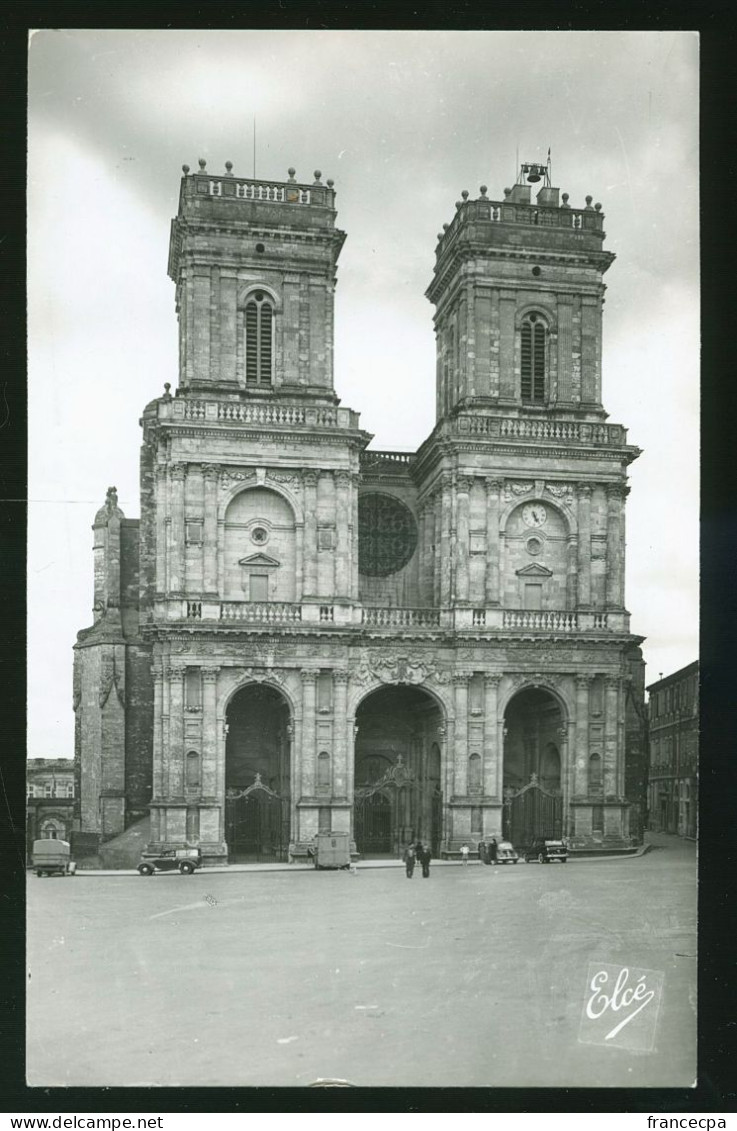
[427,160,614,421]
[168,161,345,399]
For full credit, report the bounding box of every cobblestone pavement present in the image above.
[27,838,696,1087]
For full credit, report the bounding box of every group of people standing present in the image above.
[403,840,432,879]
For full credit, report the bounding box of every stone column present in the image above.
[350,472,360,601]
[169,464,186,595]
[483,674,501,796]
[604,676,619,796]
[455,477,472,603]
[566,535,579,609]
[202,464,219,597]
[439,474,453,605]
[577,484,592,607]
[605,484,624,608]
[560,723,572,836]
[201,666,219,798]
[332,670,349,799]
[346,715,357,840]
[417,501,428,604]
[168,663,185,798]
[152,657,164,799]
[424,495,436,606]
[155,467,167,596]
[485,478,501,605]
[575,675,592,796]
[303,472,318,598]
[453,674,469,795]
[300,670,317,795]
[433,489,443,606]
[334,472,351,599]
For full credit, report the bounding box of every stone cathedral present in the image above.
[73,158,647,866]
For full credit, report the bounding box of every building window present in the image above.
[185,668,202,710]
[249,573,269,602]
[588,753,603,796]
[520,314,546,403]
[524,583,543,610]
[245,292,274,386]
[186,520,203,545]
[186,751,200,789]
[44,784,53,797]
[592,805,604,835]
[66,783,74,798]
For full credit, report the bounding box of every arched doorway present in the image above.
[502,687,564,847]
[353,685,444,857]
[225,683,291,863]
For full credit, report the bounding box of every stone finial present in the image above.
[182,164,190,174]
[313,170,322,183]
[461,190,469,200]
[198,158,207,171]
[594,202,602,212]
[442,223,449,231]
[437,233,443,241]
[503,187,511,197]
[162,382,172,402]
[479,185,488,197]
[585,195,593,208]
[561,192,570,207]
[455,200,462,210]
[225,161,233,175]
[326,178,334,188]
[106,486,118,511]
[288,167,296,181]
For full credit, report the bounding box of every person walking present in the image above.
[460,842,470,866]
[403,841,416,879]
[489,836,498,865]
[419,842,431,878]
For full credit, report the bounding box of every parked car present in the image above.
[525,837,568,864]
[137,847,202,876]
[496,840,519,864]
[32,839,77,877]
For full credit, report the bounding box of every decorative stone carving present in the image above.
[219,468,256,485]
[202,463,219,482]
[202,666,220,683]
[239,668,285,685]
[504,480,534,500]
[333,669,350,684]
[269,472,301,488]
[546,482,574,507]
[99,652,125,708]
[170,463,187,481]
[303,470,318,488]
[507,672,562,695]
[300,668,317,683]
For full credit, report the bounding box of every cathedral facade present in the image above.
[73,159,646,865]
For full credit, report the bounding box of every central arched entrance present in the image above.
[225,683,291,863]
[353,685,443,857]
[502,687,564,847]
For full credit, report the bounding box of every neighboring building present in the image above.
[26,758,75,856]
[74,157,646,863]
[646,661,698,838]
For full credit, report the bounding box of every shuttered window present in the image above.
[245,292,274,386]
[521,314,546,403]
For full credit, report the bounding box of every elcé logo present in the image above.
[579,963,664,1051]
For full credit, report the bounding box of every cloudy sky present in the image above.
[28,29,699,759]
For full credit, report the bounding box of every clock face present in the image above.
[522,503,547,528]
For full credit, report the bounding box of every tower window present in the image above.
[245,292,274,386]
[520,314,546,403]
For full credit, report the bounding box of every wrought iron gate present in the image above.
[503,775,562,848]
[354,755,441,856]
[225,773,289,863]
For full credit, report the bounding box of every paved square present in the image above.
[27,843,696,1087]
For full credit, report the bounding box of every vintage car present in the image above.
[496,840,519,864]
[137,847,202,876]
[32,839,77,877]
[524,837,568,864]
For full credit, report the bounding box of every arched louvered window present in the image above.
[520,313,546,403]
[245,291,274,386]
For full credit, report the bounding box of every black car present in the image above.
[137,847,202,875]
[525,837,568,864]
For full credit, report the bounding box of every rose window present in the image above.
[358,492,418,577]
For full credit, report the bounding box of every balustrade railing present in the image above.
[360,450,416,470]
[177,400,343,428]
[220,602,302,624]
[362,606,441,628]
[502,610,579,632]
[458,415,625,446]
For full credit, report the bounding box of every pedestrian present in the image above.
[403,841,416,879]
[489,837,498,865]
[460,842,470,866]
[419,842,431,878]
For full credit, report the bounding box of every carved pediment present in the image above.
[239,552,280,568]
[516,563,553,578]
